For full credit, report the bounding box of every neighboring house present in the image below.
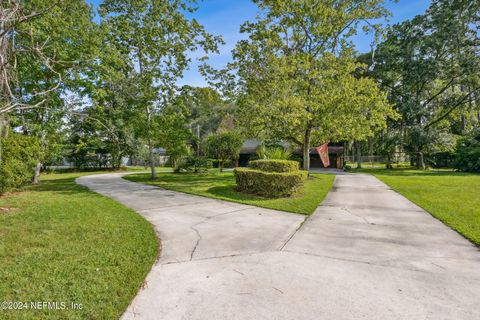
[239,139,344,169]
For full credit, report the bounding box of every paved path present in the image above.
[77,173,480,320]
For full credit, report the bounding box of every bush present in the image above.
[176,156,212,173]
[0,133,42,193]
[249,159,299,172]
[255,145,292,160]
[455,129,480,172]
[234,168,307,197]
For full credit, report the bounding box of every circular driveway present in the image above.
[77,173,480,320]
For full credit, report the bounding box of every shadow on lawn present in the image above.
[207,185,265,201]
[26,177,91,195]
[128,172,234,185]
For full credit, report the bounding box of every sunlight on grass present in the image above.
[353,167,480,245]
[0,172,158,320]
[124,171,335,215]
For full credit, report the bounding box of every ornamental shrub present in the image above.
[234,168,307,197]
[248,159,299,172]
[0,132,42,193]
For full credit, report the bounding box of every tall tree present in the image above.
[100,0,222,179]
[1,0,98,181]
[0,0,63,116]
[373,0,480,168]
[231,0,396,170]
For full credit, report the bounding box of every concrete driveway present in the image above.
[77,173,480,320]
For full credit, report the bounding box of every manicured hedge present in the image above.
[248,159,300,172]
[234,167,307,197]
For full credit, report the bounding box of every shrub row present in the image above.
[248,159,299,172]
[234,167,307,197]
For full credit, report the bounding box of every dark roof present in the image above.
[240,139,344,155]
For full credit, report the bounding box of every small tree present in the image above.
[207,132,243,172]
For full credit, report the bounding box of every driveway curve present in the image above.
[77,172,480,320]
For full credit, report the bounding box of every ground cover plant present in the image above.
[0,171,158,319]
[125,171,334,215]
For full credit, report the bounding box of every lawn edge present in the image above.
[369,173,480,247]
[71,172,162,317]
[122,172,334,215]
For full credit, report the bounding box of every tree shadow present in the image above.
[206,185,268,201]
[26,177,91,195]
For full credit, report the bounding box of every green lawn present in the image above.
[353,167,480,245]
[124,171,335,215]
[0,172,159,319]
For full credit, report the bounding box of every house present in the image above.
[239,139,344,169]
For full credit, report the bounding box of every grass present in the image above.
[0,171,159,319]
[352,167,480,245]
[124,170,335,215]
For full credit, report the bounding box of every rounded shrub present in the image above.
[0,132,42,193]
[234,167,307,197]
[248,159,300,172]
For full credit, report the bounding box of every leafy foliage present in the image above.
[229,0,396,170]
[236,158,306,197]
[234,168,307,198]
[99,0,222,179]
[249,159,299,172]
[372,0,480,168]
[255,145,292,160]
[0,133,41,193]
[455,129,480,172]
[206,132,243,171]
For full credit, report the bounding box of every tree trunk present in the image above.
[302,128,311,171]
[148,141,157,179]
[386,154,392,169]
[0,114,5,166]
[32,161,41,184]
[219,160,223,172]
[137,38,156,179]
[144,103,157,179]
[356,141,362,169]
[417,148,426,170]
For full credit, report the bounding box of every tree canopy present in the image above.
[231,0,397,170]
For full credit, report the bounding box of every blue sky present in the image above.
[88,0,431,87]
